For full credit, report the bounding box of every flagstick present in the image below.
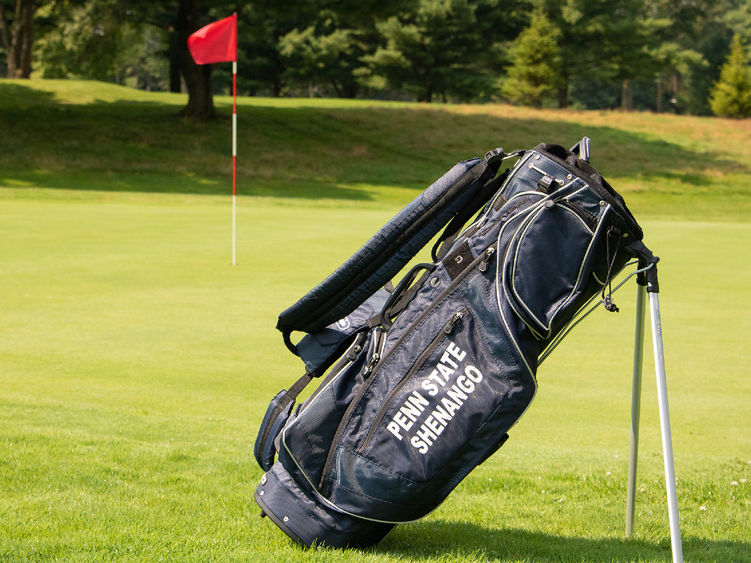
[232,59,237,266]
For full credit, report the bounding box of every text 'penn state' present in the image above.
[385,341,483,454]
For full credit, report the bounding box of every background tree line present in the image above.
[2,0,750,117]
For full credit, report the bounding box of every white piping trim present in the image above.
[493,202,543,379]
[482,151,534,219]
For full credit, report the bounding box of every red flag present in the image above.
[188,14,237,64]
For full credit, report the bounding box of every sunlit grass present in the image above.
[0,79,749,561]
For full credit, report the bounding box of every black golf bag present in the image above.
[253,140,651,548]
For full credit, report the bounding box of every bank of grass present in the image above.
[1,79,749,221]
[0,80,749,561]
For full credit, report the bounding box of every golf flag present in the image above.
[188,14,240,265]
[187,14,237,64]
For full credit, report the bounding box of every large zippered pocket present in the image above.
[502,197,602,339]
[318,244,497,490]
[279,329,374,487]
[358,309,467,454]
[319,301,537,523]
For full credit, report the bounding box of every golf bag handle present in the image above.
[277,151,506,354]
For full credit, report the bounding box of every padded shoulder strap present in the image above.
[277,153,503,352]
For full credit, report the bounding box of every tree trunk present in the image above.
[656,78,662,113]
[168,29,182,93]
[19,0,33,78]
[1,0,35,79]
[176,0,215,119]
[0,5,9,76]
[557,70,568,109]
[621,79,633,111]
[3,0,21,77]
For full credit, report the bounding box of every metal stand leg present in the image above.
[626,284,646,537]
[648,292,683,563]
[621,243,682,561]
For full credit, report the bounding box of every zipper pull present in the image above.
[362,352,380,377]
[443,311,464,334]
[478,247,496,273]
[347,344,362,361]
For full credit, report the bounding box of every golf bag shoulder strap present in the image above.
[276,150,506,354]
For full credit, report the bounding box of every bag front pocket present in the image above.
[323,302,536,522]
[502,198,599,339]
[280,329,373,487]
[346,308,509,482]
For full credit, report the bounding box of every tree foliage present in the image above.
[362,0,489,102]
[35,0,128,81]
[500,7,561,107]
[280,13,360,98]
[710,34,751,117]
[5,0,751,117]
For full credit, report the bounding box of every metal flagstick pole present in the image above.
[232,59,237,266]
[648,289,683,562]
[626,282,646,537]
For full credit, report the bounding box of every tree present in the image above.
[710,34,751,117]
[280,12,360,97]
[0,0,36,78]
[35,0,128,81]
[362,0,489,102]
[114,0,224,117]
[643,0,736,115]
[125,0,222,117]
[500,7,561,107]
[174,0,214,118]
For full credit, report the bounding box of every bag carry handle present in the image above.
[277,151,505,354]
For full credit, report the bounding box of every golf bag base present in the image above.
[253,140,646,549]
[256,460,394,548]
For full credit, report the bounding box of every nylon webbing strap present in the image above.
[432,169,509,261]
[287,372,314,401]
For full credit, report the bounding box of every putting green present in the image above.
[1,190,748,561]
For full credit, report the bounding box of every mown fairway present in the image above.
[1,81,749,561]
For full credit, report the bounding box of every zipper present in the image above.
[318,244,497,490]
[317,326,385,489]
[357,310,466,454]
[558,200,597,231]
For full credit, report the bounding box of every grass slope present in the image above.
[1,79,750,220]
[1,80,749,561]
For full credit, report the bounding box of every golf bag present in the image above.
[253,140,650,548]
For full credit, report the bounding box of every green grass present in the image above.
[1,78,749,220]
[1,79,750,561]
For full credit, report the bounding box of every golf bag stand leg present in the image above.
[626,282,646,538]
[625,249,683,563]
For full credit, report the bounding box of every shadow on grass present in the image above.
[378,519,748,562]
[1,81,747,202]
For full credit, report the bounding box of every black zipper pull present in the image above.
[347,344,362,361]
[443,311,464,334]
[478,247,496,273]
